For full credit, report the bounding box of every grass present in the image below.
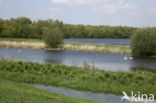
[0,59,155,96]
[0,38,131,54]
[63,42,131,54]
[0,41,46,49]
[0,38,42,42]
[0,80,99,103]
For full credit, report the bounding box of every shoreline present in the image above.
[0,80,99,103]
[0,38,131,54]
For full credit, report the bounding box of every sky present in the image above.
[0,0,156,27]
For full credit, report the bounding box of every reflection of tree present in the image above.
[130,57,156,71]
[131,67,156,73]
[44,50,64,65]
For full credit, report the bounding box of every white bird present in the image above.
[129,57,133,60]
[124,57,128,60]
[18,49,21,52]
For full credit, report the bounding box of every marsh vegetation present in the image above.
[0,38,131,54]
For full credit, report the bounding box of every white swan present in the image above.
[18,49,21,52]
[124,57,128,60]
[129,57,133,60]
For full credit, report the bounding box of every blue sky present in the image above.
[0,0,156,27]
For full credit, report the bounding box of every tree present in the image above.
[131,28,156,57]
[0,17,137,39]
[0,19,4,36]
[43,26,63,48]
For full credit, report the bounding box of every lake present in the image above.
[0,48,155,72]
[64,38,130,46]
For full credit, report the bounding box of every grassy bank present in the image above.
[0,80,99,103]
[0,59,155,96]
[0,38,42,42]
[63,42,131,54]
[0,38,131,54]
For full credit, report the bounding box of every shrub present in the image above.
[131,28,156,57]
[43,26,63,48]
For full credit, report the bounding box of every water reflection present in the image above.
[64,38,130,46]
[0,48,155,72]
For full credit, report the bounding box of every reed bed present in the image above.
[63,43,131,54]
[0,40,131,54]
[0,41,45,49]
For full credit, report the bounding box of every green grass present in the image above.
[0,80,99,103]
[0,38,42,42]
[0,60,155,96]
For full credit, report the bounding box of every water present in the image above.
[32,84,156,103]
[31,84,127,103]
[64,38,130,46]
[0,48,156,72]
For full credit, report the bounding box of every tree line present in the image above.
[0,17,156,57]
[0,17,137,39]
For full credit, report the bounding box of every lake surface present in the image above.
[64,38,130,46]
[0,48,156,72]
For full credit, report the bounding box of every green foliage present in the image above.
[0,19,4,35]
[0,38,42,42]
[0,17,137,39]
[0,60,156,96]
[43,26,63,48]
[131,28,156,57]
[0,17,33,38]
[63,24,136,38]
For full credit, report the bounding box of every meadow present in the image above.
[0,80,99,103]
[0,59,155,96]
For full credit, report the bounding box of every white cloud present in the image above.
[40,7,63,15]
[93,5,117,13]
[122,4,138,9]
[130,5,156,17]
[51,0,71,5]
[119,0,124,5]
[51,0,108,5]
[93,1,138,14]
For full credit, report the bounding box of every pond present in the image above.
[64,38,130,46]
[0,48,155,72]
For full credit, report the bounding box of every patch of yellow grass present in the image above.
[63,43,131,54]
[0,41,45,49]
[0,41,131,54]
